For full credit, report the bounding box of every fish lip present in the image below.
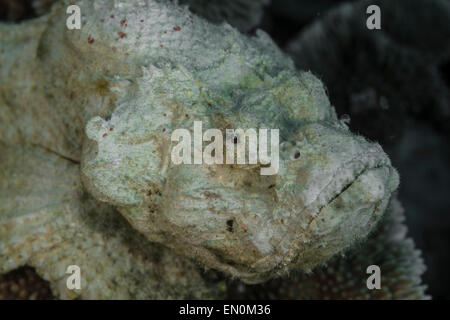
[297,149,394,239]
[317,148,392,208]
[288,149,393,232]
[301,162,393,243]
[274,150,393,259]
[323,163,390,209]
[275,152,394,267]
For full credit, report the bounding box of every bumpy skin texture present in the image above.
[0,144,213,299]
[1,0,399,294]
[67,0,398,283]
[179,0,270,32]
[228,196,429,299]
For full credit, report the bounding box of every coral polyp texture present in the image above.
[0,0,426,299]
[0,266,53,300]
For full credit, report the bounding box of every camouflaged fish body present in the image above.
[0,144,212,299]
[1,0,398,296]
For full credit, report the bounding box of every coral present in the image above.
[386,125,450,297]
[284,0,449,297]
[0,266,53,300]
[285,0,450,146]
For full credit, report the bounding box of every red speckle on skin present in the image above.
[173,26,181,31]
[118,32,127,38]
[109,128,114,131]
[162,128,166,132]
[110,15,114,18]
[140,19,144,22]
[88,36,95,44]
[163,113,167,117]
[120,19,126,26]
[103,133,107,138]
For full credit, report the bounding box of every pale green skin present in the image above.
[75,1,399,282]
[0,0,398,288]
[179,0,270,32]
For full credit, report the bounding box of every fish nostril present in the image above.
[226,219,234,232]
[290,148,301,160]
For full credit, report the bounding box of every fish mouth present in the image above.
[311,147,398,216]
[322,163,395,211]
[310,162,398,246]
[279,149,399,267]
[311,150,398,238]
